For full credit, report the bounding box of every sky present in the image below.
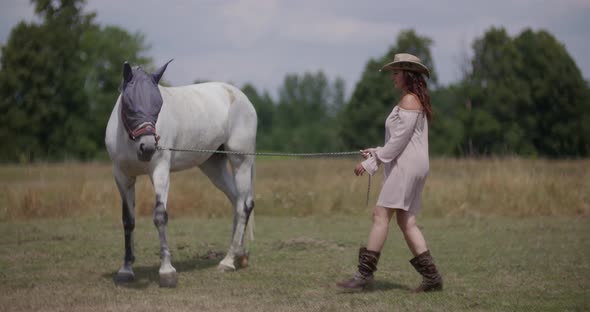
[1,0,589,99]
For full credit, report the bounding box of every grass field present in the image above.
[0,158,589,311]
[1,216,588,311]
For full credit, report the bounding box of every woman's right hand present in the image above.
[360,150,369,160]
[360,148,375,160]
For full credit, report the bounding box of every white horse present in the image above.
[105,60,257,287]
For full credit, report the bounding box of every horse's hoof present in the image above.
[114,272,135,284]
[218,256,237,272]
[217,263,236,272]
[237,254,249,268]
[159,272,178,288]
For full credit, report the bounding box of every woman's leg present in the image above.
[396,210,443,292]
[395,210,428,256]
[366,206,396,252]
[337,206,393,290]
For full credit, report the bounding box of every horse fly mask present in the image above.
[120,60,172,161]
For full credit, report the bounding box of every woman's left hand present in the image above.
[354,163,366,176]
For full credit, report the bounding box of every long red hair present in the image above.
[402,71,432,122]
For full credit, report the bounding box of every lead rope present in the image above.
[366,174,371,208]
[157,146,372,208]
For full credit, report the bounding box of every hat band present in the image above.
[390,62,425,72]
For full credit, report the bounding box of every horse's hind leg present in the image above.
[219,153,255,271]
[199,153,238,212]
[150,163,177,287]
[113,167,137,283]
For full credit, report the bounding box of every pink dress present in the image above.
[361,106,429,214]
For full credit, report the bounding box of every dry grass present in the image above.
[0,157,588,221]
[424,157,590,217]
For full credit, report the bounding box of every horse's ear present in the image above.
[123,62,133,83]
[152,59,173,83]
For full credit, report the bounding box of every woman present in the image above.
[337,53,443,293]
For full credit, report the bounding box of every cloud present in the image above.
[1,0,589,95]
[281,16,400,45]
[218,0,279,48]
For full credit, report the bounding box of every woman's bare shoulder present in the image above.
[398,93,423,111]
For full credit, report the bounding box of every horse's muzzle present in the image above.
[137,136,157,162]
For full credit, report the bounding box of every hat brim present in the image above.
[380,61,430,78]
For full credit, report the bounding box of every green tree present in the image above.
[0,0,151,162]
[428,84,467,155]
[514,29,589,156]
[0,0,96,161]
[461,27,589,157]
[464,27,535,155]
[241,83,276,150]
[0,22,48,162]
[272,71,345,152]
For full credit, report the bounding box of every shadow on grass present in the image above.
[336,280,410,294]
[372,280,410,291]
[102,253,221,289]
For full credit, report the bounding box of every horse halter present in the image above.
[121,109,160,144]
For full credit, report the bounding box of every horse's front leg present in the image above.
[113,167,137,283]
[150,164,177,287]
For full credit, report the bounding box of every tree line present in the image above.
[1,0,588,162]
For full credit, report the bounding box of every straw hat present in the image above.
[380,53,430,78]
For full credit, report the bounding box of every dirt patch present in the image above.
[200,250,224,260]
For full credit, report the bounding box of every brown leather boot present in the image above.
[409,250,443,293]
[337,247,380,291]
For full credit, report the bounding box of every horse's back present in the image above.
[157,82,257,169]
[160,82,254,121]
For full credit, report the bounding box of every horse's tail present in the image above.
[246,158,255,241]
[237,85,256,241]
[247,212,255,241]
